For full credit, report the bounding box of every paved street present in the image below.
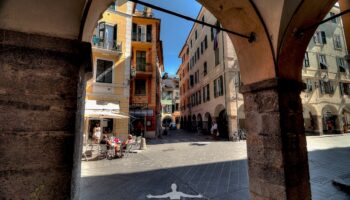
[80,131,350,200]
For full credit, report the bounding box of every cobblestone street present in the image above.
[80,131,350,200]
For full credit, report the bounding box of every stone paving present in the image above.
[80,130,350,200]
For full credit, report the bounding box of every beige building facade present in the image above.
[179,5,349,138]
[178,7,243,140]
[302,5,350,135]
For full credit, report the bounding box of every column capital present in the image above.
[239,78,306,94]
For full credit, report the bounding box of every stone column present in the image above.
[0,29,92,199]
[240,79,311,200]
[316,116,324,136]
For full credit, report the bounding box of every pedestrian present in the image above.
[135,121,144,137]
[93,123,101,143]
[211,121,219,140]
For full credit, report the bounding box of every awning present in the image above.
[84,100,128,119]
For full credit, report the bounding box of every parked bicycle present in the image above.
[232,129,246,142]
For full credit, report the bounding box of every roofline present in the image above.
[181,6,205,50]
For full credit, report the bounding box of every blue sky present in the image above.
[136,0,201,75]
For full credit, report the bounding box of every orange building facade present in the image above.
[129,8,164,138]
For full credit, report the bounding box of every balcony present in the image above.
[131,63,153,78]
[92,36,122,53]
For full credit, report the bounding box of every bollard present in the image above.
[140,138,147,150]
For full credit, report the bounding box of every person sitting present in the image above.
[122,134,134,149]
[100,135,121,157]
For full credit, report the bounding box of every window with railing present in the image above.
[333,35,342,49]
[132,23,152,42]
[340,82,350,96]
[318,54,328,70]
[337,57,347,72]
[319,80,334,94]
[214,76,224,97]
[313,31,327,45]
[136,51,146,71]
[305,79,313,93]
[92,22,120,51]
[303,52,310,67]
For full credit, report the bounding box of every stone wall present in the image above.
[241,79,311,200]
[0,29,91,199]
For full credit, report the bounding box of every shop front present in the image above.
[130,103,156,138]
[84,100,129,143]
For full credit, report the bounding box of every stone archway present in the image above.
[303,104,318,135]
[0,0,345,199]
[197,113,203,130]
[204,112,212,134]
[322,105,340,134]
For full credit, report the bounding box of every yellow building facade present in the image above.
[84,1,133,142]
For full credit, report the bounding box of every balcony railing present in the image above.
[92,36,122,52]
[135,63,152,72]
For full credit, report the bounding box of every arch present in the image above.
[303,104,318,134]
[214,104,225,118]
[217,109,229,139]
[322,105,340,134]
[203,112,212,134]
[0,0,343,199]
[162,115,173,126]
[197,113,203,130]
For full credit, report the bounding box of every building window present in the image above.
[198,90,201,104]
[305,79,313,93]
[215,47,220,66]
[195,30,198,40]
[203,84,210,102]
[303,52,310,67]
[190,40,192,48]
[214,76,224,98]
[202,16,205,27]
[132,24,145,42]
[108,2,117,11]
[146,25,152,42]
[93,22,118,50]
[197,48,200,60]
[337,57,347,72]
[203,62,207,76]
[190,75,194,87]
[313,31,327,45]
[135,79,146,95]
[319,80,334,94]
[211,27,214,41]
[204,35,208,49]
[96,59,113,83]
[340,82,350,96]
[330,12,337,23]
[136,51,146,71]
[333,35,342,49]
[318,54,328,69]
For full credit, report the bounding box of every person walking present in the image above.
[211,121,219,140]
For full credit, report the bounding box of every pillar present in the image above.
[240,79,311,200]
[317,116,324,135]
[0,29,91,199]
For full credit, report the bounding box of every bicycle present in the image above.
[232,129,246,142]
